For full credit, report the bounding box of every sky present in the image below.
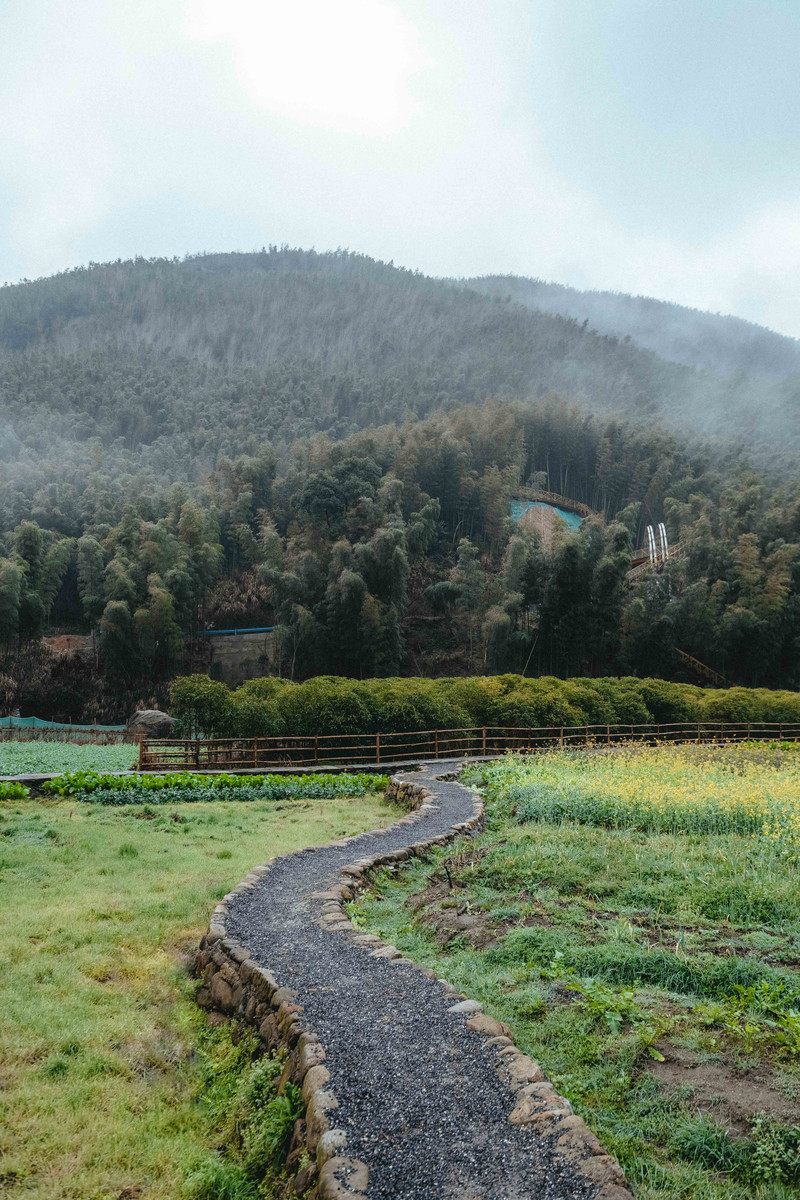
[2,0,800,337]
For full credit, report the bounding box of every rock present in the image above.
[447,999,483,1015]
[258,1013,279,1048]
[210,973,233,1012]
[317,1157,368,1199]
[299,1040,327,1075]
[579,1157,628,1187]
[305,1089,339,1151]
[505,1054,547,1087]
[509,1093,570,1125]
[302,1064,331,1105]
[292,1163,318,1195]
[466,1014,512,1038]
[126,709,176,738]
[316,1128,348,1166]
[556,1114,605,1156]
[368,945,401,959]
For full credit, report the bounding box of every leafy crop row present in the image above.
[0,742,136,777]
[39,770,389,804]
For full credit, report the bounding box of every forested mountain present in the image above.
[1,248,799,720]
[1,249,799,519]
[466,273,800,380]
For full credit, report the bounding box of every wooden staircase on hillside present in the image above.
[626,541,685,583]
[675,648,731,688]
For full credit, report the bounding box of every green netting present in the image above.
[0,716,126,732]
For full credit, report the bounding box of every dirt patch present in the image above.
[42,633,92,656]
[622,912,800,967]
[406,879,496,949]
[405,877,551,951]
[648,1044,799,1135]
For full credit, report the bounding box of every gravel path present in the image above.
[226,765,598,1200]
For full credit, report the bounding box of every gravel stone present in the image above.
[226,764,600,1200]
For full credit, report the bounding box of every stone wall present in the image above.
[207,629,278,684]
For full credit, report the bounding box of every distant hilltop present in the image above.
[1,247,798,469]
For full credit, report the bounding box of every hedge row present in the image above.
[169,674,800,739]
[40,771,390,804]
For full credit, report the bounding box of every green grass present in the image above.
[0,741,137,776]
[0,789,395,1198]
[355,747,800,1199]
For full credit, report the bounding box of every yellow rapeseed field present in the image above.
[489,744,800,855]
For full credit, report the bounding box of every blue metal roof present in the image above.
[202,626,275,636]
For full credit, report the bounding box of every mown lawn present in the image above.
[355,746,800,1199]
[0,790,394,1199]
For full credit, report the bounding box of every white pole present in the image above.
[646,525,656,564]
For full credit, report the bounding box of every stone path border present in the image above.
[194,764,634,1199]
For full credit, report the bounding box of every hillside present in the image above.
[465,273,800,379]
[1,248,800,718]
[1,250,798,514]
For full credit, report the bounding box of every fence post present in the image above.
[434,729,439,759]
[314,735,319,765]
[482,727,487,756]
[606,724,610,745]
[376,731,380,764]
[194,738,200,768]
[138,738,145,771]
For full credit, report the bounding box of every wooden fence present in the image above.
[138,722,800,772]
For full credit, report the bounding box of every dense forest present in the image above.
[1,249,799,721]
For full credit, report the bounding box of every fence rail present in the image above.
[138,722,800,772]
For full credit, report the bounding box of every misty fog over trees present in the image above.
[0,248,799,721]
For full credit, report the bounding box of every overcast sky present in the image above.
[2,0,800,336]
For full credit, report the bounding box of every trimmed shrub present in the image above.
[276,677,381,737]
[170,675,234,736]
[167,672,800,739]
[634,678,700,723]
[225,695,284,738]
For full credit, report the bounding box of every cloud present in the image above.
[187,0,434,135]
[0,0,798,340]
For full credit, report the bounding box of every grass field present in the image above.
[0,741,137,776]
[355,746,800,1199]
[0,788,395,1199]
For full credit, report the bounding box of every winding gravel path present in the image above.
[225,765,601,1200]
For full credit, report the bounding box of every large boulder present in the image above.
[127,709,176,739]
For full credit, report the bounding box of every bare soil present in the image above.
[648,1044,799,1135]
